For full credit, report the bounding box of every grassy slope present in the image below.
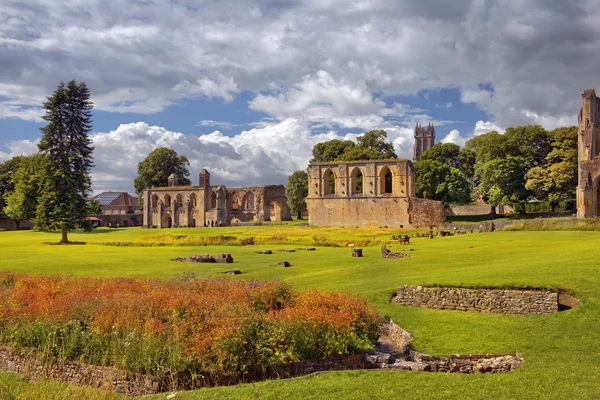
[0,226,599,399]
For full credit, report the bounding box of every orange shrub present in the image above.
[0,272,382,379]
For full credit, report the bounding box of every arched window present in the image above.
[211,192,217,208]
[175,194,183,207]
[189,193,197,207]
[379,167,393,194]
[151,194,159,208]
[269,200,282,221]
[350,167,363,195]
[323,169,336,195]
[164,194,171,207]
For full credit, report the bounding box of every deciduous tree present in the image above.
[4,154,49,229]
[133,147,191,201]
[414,143,473,205]
[285,170,308,219]
[525,126,578,211]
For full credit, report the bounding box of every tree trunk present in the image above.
[490,206,496,218]
[15,220,20,230]
[297,211,302,220]
[519,203,526,215]
[60,225,69,244]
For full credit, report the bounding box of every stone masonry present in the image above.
[392,286,559,314]
[143,169,291,228]
[305,159,445,228]
[577,89,600,217]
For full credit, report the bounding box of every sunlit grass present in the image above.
[0,226,600,398]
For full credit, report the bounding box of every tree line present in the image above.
[285,125,578,218]
[0,81,95,243]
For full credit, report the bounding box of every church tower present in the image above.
[413,122,435,161]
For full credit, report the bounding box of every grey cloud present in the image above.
[1,0,599,129]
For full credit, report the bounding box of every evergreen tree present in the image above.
[36,80,95,243]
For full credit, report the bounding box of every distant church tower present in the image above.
[413,122,435,161]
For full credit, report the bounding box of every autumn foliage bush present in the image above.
[0,272,382,383]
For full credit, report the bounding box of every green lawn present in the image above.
[0,226,599,399]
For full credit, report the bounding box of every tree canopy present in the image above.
[35,80,95,243]
[0,156,24,219]
[311,130,397,162]
[466,125,552,213]
[414,143,474,205]
[525,126,578,211]
[3,154,49,228]
[133,147,191,200]
[285,170,308,219]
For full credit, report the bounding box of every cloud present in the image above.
[0,139,39,162]
[440,129,467,147]
[196,120,236,130]
[0,0,597,130]
[473,120,504,136]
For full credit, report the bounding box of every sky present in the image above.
[1,0,599,194]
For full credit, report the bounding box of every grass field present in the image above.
[1,225,599,399]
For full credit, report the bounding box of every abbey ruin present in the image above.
[305,159,445,228]
[577,89,600,218]
[142,169,291,228]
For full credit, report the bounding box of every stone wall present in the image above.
[0,346,162,396]
[0,346,367,395]
[410,198,446,228]
[392,286,559,314]
[365,320,523,373]
[306,159,445,228]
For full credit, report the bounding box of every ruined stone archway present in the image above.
[379,166,393,194]
[269,200,282,221]
[323,168,336,195]
[161,213,173,228]
[350,167,364,195]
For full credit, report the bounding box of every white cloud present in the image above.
[440,129,467,147]
[473,120,504,136]
[0,0,597,128]
[0,139,39,162]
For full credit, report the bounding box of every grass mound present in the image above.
[0,272,382,384]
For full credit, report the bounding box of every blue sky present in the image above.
[0,0,595,193]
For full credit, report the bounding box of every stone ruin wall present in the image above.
[0,345,365,396]
[306,159,445,228]
[392,286,559,314]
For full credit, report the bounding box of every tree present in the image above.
[3,154,49,229]
[525,126,578,211]
[285,170,308,219]
[414,143,473,205]
[311,130,397,162]
[134,147,191,200]
[0,156,24,218]
[311,139,356,162]
[467,125,552,214]
[35,80,95,243]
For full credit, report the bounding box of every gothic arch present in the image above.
[350,167,364,195]
[379,166,393,194]
[323,168,336,195]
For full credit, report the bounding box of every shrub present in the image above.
[0,274,382,382]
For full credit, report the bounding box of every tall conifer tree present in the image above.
[36,80,94,243]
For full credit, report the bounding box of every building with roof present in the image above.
[93,192,143,225]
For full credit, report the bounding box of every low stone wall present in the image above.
[0,346,161,396]
[365,321,523,373]
[0,346,367,395]
[392,286,559,314]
